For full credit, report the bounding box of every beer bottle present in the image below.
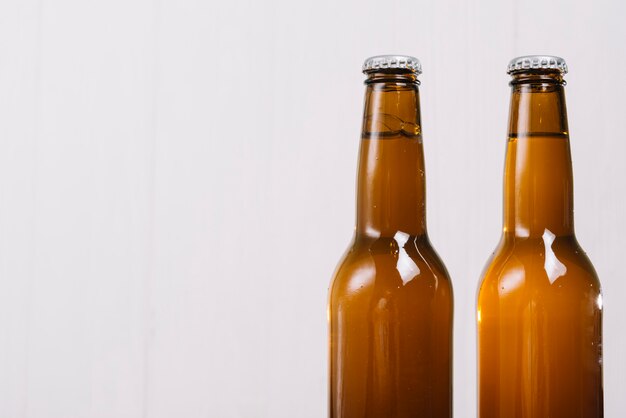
[477,56,603,418]
[328,55,453,418]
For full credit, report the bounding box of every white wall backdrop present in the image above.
[0,0,624,417]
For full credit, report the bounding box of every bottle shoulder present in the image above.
[330,234,452,299]
[478,234,601,298]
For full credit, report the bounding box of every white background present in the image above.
[0,0,624,417]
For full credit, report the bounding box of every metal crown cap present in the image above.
[362,55,422,75]
[507,55,568,74]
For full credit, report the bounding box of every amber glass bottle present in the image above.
[328,55,453,418]
[477,56,603,418]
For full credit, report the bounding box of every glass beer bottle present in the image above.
[328,55,453,418]
[477,56,603,418]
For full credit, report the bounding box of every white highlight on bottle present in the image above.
[542,228,567,284]
[394,231,420,285]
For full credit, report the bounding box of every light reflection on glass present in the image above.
[394,231,420,285]
[542,228,567,284]
[346,257,375,294]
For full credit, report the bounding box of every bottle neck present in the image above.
[356,72,426,238]
[503,71,574,239]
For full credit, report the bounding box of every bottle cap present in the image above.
[362,55,422,75]
[507,55,568,75]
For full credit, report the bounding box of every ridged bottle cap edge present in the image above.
[362,55,422,75]
[507,55,568,74]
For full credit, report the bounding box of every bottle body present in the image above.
[478,235,602,418]
[329,64,453,418]
[329,233,453,418]
[477,65,603,418]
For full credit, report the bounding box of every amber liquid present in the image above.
[477,75,603,418]
[329,73,453,418]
